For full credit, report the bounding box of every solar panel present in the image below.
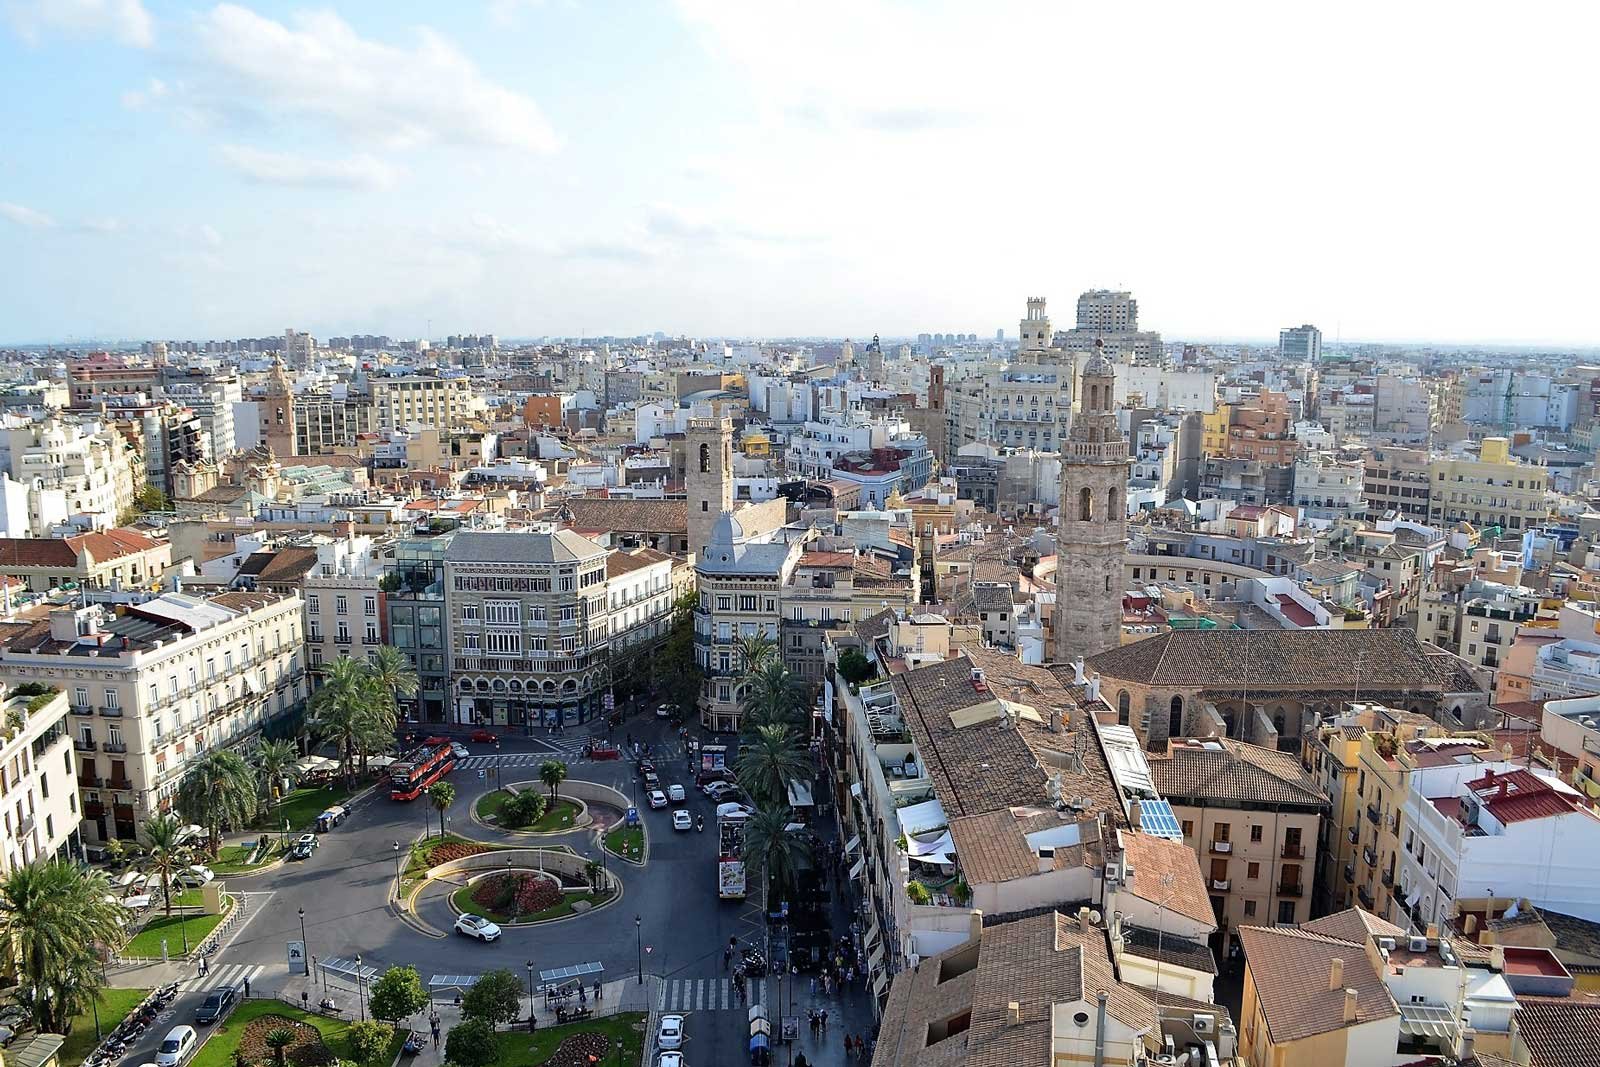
[428,974,483,990]
[1139,799,1185,841]
[538,961,604,985]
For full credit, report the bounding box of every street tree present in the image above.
[368,965,429,1031]
[499,790,546,829]
[176,749,257,858]
[444,1018,500,1067]
[0,861,125,1032]
[740,661,808,731]
[736,724,809,807]
[427,782,455,839]
[459,969,522,1030]
[538,760,567,803]
[139,812,192,914]
[256,738,298,829]
[737,632,777,673]
[308,657,375,787]
[742,803,810,897]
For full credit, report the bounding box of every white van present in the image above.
[156,1025,197,1067]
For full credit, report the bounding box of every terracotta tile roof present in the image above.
[1121,928,1217,975]
[1238,925,1398,1043]
[1086,627,1465,695]
[1120,831,1215,928]
[242,547,320,587]
[558,496,688,534]
[604,547,673,578]
[798,551,854,569]
[946,810,1039,884]
[1464,768,1582,824]
[0,539,76,568]
[1517,994,1600,1067]
[1148,738,1327,808]
[1301,907,1406,944]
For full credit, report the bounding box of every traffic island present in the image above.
[448,869,618,925]
[405,846,618,934]
[472,789,587,835]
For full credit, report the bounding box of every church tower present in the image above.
[1055,342,1128,665]
[261,357,296,460]
[686,411,734,562]
[1018,297,1054,363]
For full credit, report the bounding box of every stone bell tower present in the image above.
[685,411,733,562]
[1055,342,1128,665]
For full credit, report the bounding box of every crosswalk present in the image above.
[656,976,773,1013]
[185,962,265,997]
[457,739,688,769]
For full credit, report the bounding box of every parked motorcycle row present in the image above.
[83,983,179,1067]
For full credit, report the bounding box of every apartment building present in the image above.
[370,375,476,432]
[0,416,144,535]
[0,591,305,842]
[603,547,680,670]
[385,534,452,724]
[294,389,374,455]
[779,548,914,687]
[1292,451,1365,521]
[444,529,618,729]
[0,686,80,872]
[1427,437,1548,532]
[0,529,170,593]
[1150,738,1327,957]
[304,535,388,669]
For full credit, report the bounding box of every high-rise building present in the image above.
[1279,324,1322,363]
[1055,344,1128,665]
[1076,290,1138,333]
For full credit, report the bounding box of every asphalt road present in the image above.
[104,710,818,1067]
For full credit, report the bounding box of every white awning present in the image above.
[868,944,884,974]
[866,914,881,947]
[244,673,264,696]
[844,835,861,856]
[896,798,948,836]
[1399,1004,1458,1039]
[849,856,866,881]
[787,780,815,807]
[872,969,889,998]
[850,782,863,798]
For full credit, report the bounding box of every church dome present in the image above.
[709,510,744,545]
[1084,341,1115,379]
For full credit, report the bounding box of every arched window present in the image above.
[1273,712,1285,735]
[1117,690,1130,726]
[1107,486,1120,518]
[1168,695,1184,738]
[1079,486,1093,522]
[698,443,711,473]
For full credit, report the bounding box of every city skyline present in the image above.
[3,1,1598,346]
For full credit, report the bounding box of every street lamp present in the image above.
[494,739,502,788]
[525,960,536,1033]
[635,914,643,986]
[355,954,366,1022]
[392,841,402,896]
[298,907,310,985]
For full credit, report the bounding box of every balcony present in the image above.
[1278,881,1304,898]
[1363,846,1378,867]
[108,777,133,791]
[103,741,128,754]
[1343,864,1355,884]
[1209,840,1233,855]
[1211,878,1231,892]
[73,739,96,752]
[78,775,104,789]
[1357,884,1376,909]
[1281,842,1306,860]
[1366,804,1380,826]
[70,703,94,717]
[99,705,124,717]
[1348,826,1359,845]
[1381,869,1395,888]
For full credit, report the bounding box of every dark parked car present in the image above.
[194,986,236,1025]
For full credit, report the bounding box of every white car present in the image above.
[656,704,672,719]
[667,783,686,803]
[174,865,215,888]
[450,742,470,760]
[672,809,692,831]
[647,789,668,810]
[656,1054,683,1067]
[657,1014,684,1050]
[454,914,501,942]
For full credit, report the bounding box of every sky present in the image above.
[2,0,1598,346]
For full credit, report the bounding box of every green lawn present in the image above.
[450,884,615,924]
[603,826,644,862]
[495,1011,646,1067]
[399,833,512,898]
[123,906,228,958]
[211,839,284,875]
[258,785,353,831]
[476,792,580,832]
[61,987,148,1066]
[189,999,403,1067]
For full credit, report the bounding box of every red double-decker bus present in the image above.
[390,741,455,800]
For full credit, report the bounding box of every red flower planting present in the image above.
[469,871,561,918]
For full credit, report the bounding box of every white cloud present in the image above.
[0,202,55,228]
[5,0,153,48]
[76,216,126,234]
[187,4,559,153]
[198,224,222,249]
[120,76,167,110]
[218,145,400,190]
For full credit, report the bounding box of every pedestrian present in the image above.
[594,979,602,1001]
[198,956,208,977]
[724,946,733,969]
[300,991,309,1011]
[842,1030,850,1060]
[243,975,251,999]
[429,1022,440,1047]
[820,1008,829,1031]
[578,984,586,1005]
[809,976,817,997]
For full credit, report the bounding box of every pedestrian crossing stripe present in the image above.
[186,962,265,996]
[456,743,687,770]
[656,977,766,1013]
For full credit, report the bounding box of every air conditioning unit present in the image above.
[1378,937,1397,952]
[1192,1014,1215,1035]
[1409,936,1429,953]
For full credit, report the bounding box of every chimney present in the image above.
[1130,799,1143,829]
[1459,1029,1476,1060]
[1490,945,1506,972]
[969,909,984,944]
[1073,658,1086,685]
[1329,957,1345,991]
[1342,988,1359,1023]
[1464,914,1478,936]
[1483,768,1495,785]
[1426,922,1440,940]
[1006,1001,1022,1024]
[1079,906,1093,931]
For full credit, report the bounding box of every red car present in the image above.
[585,742,621,761]
[423,735,450,746]
[469,728,497,743]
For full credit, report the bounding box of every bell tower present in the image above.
[261,357,296,459]
[1018,297,1054,363]
[1055,341,1128,665]
[686,411,734,562]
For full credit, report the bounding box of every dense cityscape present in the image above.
[4,3,1600,1067]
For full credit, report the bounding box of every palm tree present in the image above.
[427,781,455,839]
[737,632,777,673]
[740,661,807,731]
[140,812,192,915]
[176,750,258,858]
[308,657,375,787]
[742,804,809,897]
[539,760,567,804]
[264,1027,295,1067]
[736,724,810,807]
[0,861,125,1033]
[256,738,298,829]
[367,646,419,718]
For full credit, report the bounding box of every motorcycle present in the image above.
[696,816,705,832]
[741,949,769,976]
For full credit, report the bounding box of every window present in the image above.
[738,595,758,612]
[307,594,320,613]
[716,595,732,612]
[485,600,521,626]
[103,689,118,708]
[462,633,480,652]
[335,596,348,615]
[460,603,480,621]
[1250,825,1262,843]
[485,631,521,654]
[1247,861,1260,879]
[1180,820,1193,838]
[558,576,574,592]
[1243,900,1257,918]
[1277,900,1297,924]
[364,597,377,616]
[366,623,379,643]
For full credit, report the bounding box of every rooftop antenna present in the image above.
[1354,649,1366,708]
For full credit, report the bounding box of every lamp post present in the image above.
[635,914,643,986]
[178,902,190,954]
[392,840,402,896]
[298,907,310,985]
[355,954,366,1022]
[494,739,502,789]
[90,993,101,1041]
[525,960,536,1033]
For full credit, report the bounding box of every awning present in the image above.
[428,974,482,992]
[320,957,380,985]
[538,962,604,987]
[244,674,264,696]
[787,780,815,807]
[897,798,948,836]
[844,835,861,856]
[366,755,398,768]
[866,916,881,948]
[850,782,863,798]
[1407,889,1422,909]
[1399,1004,1458,1039]
[868,944,884,974]
[849,856,866,881]
[872,969,889,999]
[906,829,956,867]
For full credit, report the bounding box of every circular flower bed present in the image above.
[471,870,561,917]
[237,1016,335,1067]
[426,841,495,864]
[543,1032,610,1067]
